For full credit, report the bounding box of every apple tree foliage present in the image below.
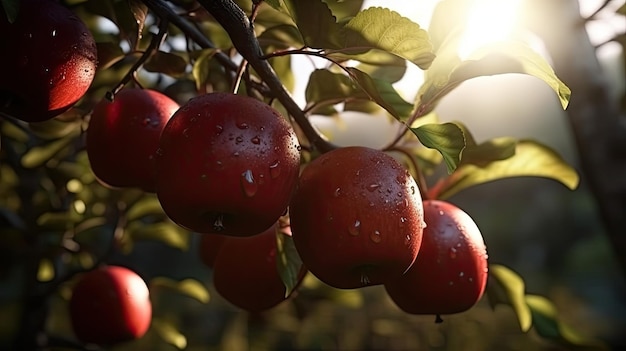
[0,0,611,349]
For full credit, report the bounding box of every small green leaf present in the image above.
[36,211,81,229]
[152,318,187,349]
[346,67,413,120]
[487,264,532,332]
[430,140,580,199]
[461,137,517,166]
[150,277,210,304]
[356,59,407,84]
[1,0,19,23]
[275,223,303,297]
[191,49,217,91]
[21,133,77,168]
[258,24,304,50]
[337,7,435,69]
[526,295,607,350]
[125,195,165,222]
[143,51,188,77]
[126,221,190,251]
[37,258,54,282]
[305,69,356,106]
[269,54,294,93]
[410,122,466,173]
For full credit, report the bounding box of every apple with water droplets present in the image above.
[69,265,152,345]
[206,222,306,312]
[289,146,425,289]
[155,92,301,236]
[86,89,179,192]
[384,200,488,316]
[0,0,97,122]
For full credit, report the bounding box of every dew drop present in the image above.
[348,220,360,236]
[215,160,223,170]
[296,145,302,152]
[448,281,454,286]
[333,187,341,197]
[449,247,457,259]
[182,128,190,138]
[233,152,240,157]
[215,125,223,135]
[236,122,249,129]
[51,29,57,37]
[439,210,444,215]
[240,169,258,197]
[459,271,465,278]
[469,277,474,282]
[370,230,381,243]
[200,174,208,181]
[251,136,261,144]
[410,186,416,195]
[235,136,243,143]
[155,148,164,157]
[367,183,380,192]
[269,161,280,179]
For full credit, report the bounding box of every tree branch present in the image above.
[196,0,336,153]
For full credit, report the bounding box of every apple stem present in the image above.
[435,314,444,324]
[360,271,371,285]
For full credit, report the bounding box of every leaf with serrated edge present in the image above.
[150,277,210,304]
[144,51,188,77]
[430,139,579,199]
[487,264,532,332]
[275,218,303,297]
[284,0,343,49]
[411,122,466,174]
[415,39,570,118]
[336,7,435,69]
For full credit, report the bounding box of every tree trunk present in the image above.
[524,0,626,275]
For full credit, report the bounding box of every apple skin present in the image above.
[69,265,152,345]
[0,0,97,122]
[209,223,305,312]
[384,200,488,315]
[86,89,180,192]
[198,233,227,269]
[289,146,425,289]
[155,93,301,236]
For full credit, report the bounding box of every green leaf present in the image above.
[462,137,517,166]
[1,0,19,23]
[126,221,190,251]
[152,318,187,349]
[282,0,343,49]
[410,122,466,173]
[430,140,580,199]
[324,0,364,22]
[526,295,608,350]
[336,7,435,69]
[346,67,414,120]
[150,277,210,304]
[37,258,54,282]
[275,223,303,297]
[486,264,532,332]
[191,49,218,91]
[84,0,144,49]
[269,54,295,93]
[356,58,407,83]
[415,40,571,118]
[21,134,77,168]
[125,195,165,222]
[258,24,304,50]
[143,51,188,77]
[305,69,356,106]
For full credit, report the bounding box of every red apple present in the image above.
[86,88,179,192]
[69,265,152,345]
[384,200,488,316]
[289,146,425,289]
[0,0,97,122]
[198,233,227,269]
[155,92,301,236]
[210,223,305,312]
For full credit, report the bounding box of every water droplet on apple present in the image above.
[233,152,240,157]
[449,247,457,259]
[240,169,257,197]
[367,183,380,192]
[370,230,381,243]
[155,148,164,157]
[348,220,360,236]
[459,271,465,278]
[469,277,474,282]
[439,210,444,215]
[236,122,249,129]
[251,136,260,144]
[405,234,411,244]
[410,186,416,195]
[215,125,223,135]
[269,161,280,179]
[368,202,375,207]
[182,128,190,138]
[235,136,243,143]
[296,145,302,152]
[215,160,223,170]
[448,281,454,286]
[51,30,57,37]
[213,214,225,231]
[333,187,341,197]
[200,174,208,181]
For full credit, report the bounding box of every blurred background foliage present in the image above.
[1,0,625,350]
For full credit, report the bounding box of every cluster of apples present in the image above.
[85,86,489,318]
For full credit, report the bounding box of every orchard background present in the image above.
[1,0,625,350]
